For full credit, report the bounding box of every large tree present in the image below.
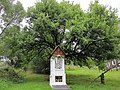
[1,0,120,73]
[24,0,120,71]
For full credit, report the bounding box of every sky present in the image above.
[18,0,120,17]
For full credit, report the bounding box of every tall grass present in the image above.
[0,66,120,90]
[0,72,51,90]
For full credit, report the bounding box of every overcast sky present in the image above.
[18,0,120,17]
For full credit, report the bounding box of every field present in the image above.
[0,66,120,90]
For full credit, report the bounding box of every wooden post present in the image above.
[92,63,120,84]
[100,73,105,84]
[116,60,118,71]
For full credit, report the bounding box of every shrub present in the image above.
[0,61,25,83]
[32,56,50,75]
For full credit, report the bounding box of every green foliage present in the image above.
[0,0,25,34]
[0,0,120,74]
[6,68,24,83]
[25,0,76,73]
[0,61,25,83]
[22,0,120,72]
[0,25,22,67]
[0,0,25,68]
[64,0,120,66]
[32,57,50,74]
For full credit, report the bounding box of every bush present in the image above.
[0,61,25,83]
[32,56,50,75]
[7,68,25,83]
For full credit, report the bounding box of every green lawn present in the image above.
[0,73,51,90]
[0,66,120,90]
[66,66,120,90]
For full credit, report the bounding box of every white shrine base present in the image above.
[51,85,69,90]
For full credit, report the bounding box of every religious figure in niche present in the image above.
[55,57,62,69]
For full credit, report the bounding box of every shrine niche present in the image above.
[55,56,63,69]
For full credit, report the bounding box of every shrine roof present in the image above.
[51,45,65,57]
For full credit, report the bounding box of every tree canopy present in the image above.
[0,0,120,73]
[26,0,120,63]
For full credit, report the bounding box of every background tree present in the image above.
[0,0,25,35]
[0,0,25,67]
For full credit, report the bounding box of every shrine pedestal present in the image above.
[52,85,69,90]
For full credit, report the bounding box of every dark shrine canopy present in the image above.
[51,45,65,57]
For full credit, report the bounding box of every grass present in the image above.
[66,66,120,90]
[0,66,120,90]
[0,72,51,90]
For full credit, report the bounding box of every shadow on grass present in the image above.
[25,73,49,83]
[67,73,120,87]
[67,74,94,85]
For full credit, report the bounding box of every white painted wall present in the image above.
[50,56,66,86]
